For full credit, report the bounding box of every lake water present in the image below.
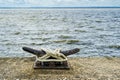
[0,8,120,57]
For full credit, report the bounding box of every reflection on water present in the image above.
[0,8,120,57]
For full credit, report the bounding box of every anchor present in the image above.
[22,47,80,69]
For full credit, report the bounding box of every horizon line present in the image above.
[0,6,120,9]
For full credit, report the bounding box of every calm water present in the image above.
[0,8,120,57]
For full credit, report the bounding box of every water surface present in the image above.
[0,8,120,57]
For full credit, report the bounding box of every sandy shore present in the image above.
[0,57,120,80]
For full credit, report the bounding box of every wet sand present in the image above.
[0,57,120,79]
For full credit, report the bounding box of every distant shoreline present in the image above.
[0,7,120,9]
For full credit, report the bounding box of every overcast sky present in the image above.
[0,0,120,7]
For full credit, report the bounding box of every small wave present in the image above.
[96,28,104,31]
[108,45,120,49]
[14,32,21,35]
[1,40,9,42]
[66,40,80,44]
[53,39,79,44]
[30,37,51,41]
[31,43,44,45]
[5,43,27,45]
[53,40,66,43]
[89,26,96,28]
[58,35,72,39]
[75,29,87,33]
[95,20,103,23]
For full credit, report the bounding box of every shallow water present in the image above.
[0,8,120,57]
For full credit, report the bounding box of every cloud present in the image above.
[0,0,120,7]
[2,0,24,4]
[24,0,120,7]
[24,0,56,6]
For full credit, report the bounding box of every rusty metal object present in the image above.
[22,46,80,69]
[61,48,80,56]
[22,47,80,57]
[34,61,69,69]
[22,47,46,57]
